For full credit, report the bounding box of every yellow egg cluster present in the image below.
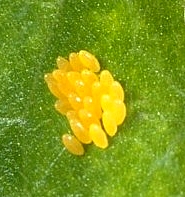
[44,50,126,156]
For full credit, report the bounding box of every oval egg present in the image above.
[62,134,84,156]
[79,109,100,128]
[109,81,124,101]
[100,70,114,91]
[68,92,83,111]
[112,100,126,125]
[89,124,108,149]
[74,79,90,97]
[56,56,71,71]
[69,119,92,144]
[83,96,102,119]
[69,52,85,71]
[102,110,117,136]
[81,69,98,86]
[55,99,72,115]
[100,94,113,111]
[79,50,100,72]
[44,73,64,100]
[45,50,127,155]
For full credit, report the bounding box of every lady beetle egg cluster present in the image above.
[44,50,126,156]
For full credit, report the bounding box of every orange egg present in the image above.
[62,134,84,155]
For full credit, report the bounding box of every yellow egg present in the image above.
[78,109,100,128]
[54,99,72,115]
[83,96,102,119]
[52,69,64,81]
[53,70,75,96]
[92,81,106,100]
[67,71,81,87]
[62,134,84,155]
[81,69,98,86]
[83,96,94,111]
[66,110,78,122]
[89,124,108,148]
[100,70,114,91]
[79,50,100,72]
[109,81,124,101]
[102,111,117,136]
[69,52,84,71]
[44,73,64,100]
[69,119,92,144]
[56,56,71,71]
[100,94,113,111]
[112,100,126,125]
[45,50,127,155]
[74,79,91,97]
[52,72,74,96]
[92,98,102,119]
[101,95,126,125]
[68,92,83,111]
[92,83,109,118]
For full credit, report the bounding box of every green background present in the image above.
[0,0,185,196]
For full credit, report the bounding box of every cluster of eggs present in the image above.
[44,50,126,156]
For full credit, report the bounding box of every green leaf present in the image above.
[1,0,185,196]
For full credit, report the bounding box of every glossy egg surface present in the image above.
[62,134,84,155]
[44,50,126,155]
